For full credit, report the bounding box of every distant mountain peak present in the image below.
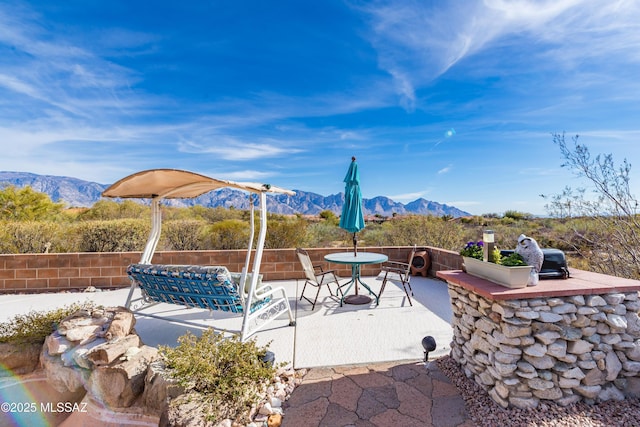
[0,171,471,217]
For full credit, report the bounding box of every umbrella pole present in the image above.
[353,232,357,256]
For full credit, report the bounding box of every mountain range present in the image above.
[0,171,470,218]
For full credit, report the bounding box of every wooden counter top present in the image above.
[436,268,640,301]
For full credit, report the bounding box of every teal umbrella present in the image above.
[339,156,365,256]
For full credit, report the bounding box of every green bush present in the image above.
[265,218,307,249]
[0,221,65,254]
[0,302,96,344]
[70,219,149,252]
[76,199,149,220]
[0,185,65,221]
[208,220,251,250]
[163,220,208,250]
[383,215,466,251]
[503,210,534,221]
[303,221,344,247]
[160,329,277,424]
[318,210,339,225]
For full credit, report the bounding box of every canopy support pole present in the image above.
[239,194,256,305]
[140,198,162,264]
[126,197,162,308]
[241,192,266,340]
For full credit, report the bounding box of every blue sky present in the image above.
[1,1,639,216]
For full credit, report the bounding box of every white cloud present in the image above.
[437,165,452,175]
[357,0,640,104]
[178,140,303,161]
[388,190,431,201]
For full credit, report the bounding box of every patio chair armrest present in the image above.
[318,269,339,280]
[385,260,409,266]
[382,261,409,271]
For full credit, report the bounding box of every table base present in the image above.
[343,294,372,305]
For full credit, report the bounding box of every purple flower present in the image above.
[477,241,484,247]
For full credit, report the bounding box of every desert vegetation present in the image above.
[0,134,637,280]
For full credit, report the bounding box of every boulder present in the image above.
[0,341,41,375]
[40,347,89,394]
[88,345,159,408]
[86,334,141,366]
[105,309,136,340]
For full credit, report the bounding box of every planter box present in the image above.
[462,257,533,289]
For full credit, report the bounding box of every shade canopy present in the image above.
[339,158,365,233]
[102,168,295,200]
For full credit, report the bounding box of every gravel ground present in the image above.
[436,355,640,427]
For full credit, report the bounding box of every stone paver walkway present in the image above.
[282,360,473,427]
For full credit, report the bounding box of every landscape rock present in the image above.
[86,334,141,366]
[448,284,640,409]
[41,347,88,393]
[0,341,41,375]
[88,345,159,408]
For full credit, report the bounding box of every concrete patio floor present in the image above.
[1,274,466,426]
[0,274,453,369]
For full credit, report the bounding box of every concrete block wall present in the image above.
[0,246,462,293]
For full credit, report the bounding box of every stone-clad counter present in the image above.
[437,269,640,409]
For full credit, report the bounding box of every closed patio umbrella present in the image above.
[339,156,365,256]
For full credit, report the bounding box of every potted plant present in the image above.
[459,241,533,289]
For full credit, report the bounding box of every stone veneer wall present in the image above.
[0,246,463,293]
[448,284,640,409]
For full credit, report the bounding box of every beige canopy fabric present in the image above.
[102,168,295,199]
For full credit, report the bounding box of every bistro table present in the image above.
[324,252,388,305]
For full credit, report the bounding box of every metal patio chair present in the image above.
[378,245,416,306]
[296,248,344,310]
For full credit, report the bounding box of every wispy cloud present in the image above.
[178,140,303,161]
[437,165,453,175]
[388,190,431,201]
[357,0,640,106]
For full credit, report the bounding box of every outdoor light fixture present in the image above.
[261,350,276,367]
[422,336,436,363]
[483,229,495,262]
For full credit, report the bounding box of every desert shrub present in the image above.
[0,185,65,221]
[0,221,65,253]
[70,219,149,252]
[359,223,387,246]
[208,220,251,250]
[384,215,466,251]
[164,205,245,222]
[542,133,640,279]
[76,199,149,220]
[163,220,208,250]
[503,210,534,221]
[303,221,344,247]
[265,218,307,249]
[318,210,339,226]
[160,329,277,424]
[0,301,96,344]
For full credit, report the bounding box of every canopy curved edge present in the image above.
[102,168,295,199]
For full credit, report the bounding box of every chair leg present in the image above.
[311,286,321,310]
[402,281,413,306]
[299,281,309,302]
[377,278,388,305]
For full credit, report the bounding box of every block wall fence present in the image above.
[0,246,462,293]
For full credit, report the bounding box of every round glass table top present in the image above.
[324,252,388,265]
